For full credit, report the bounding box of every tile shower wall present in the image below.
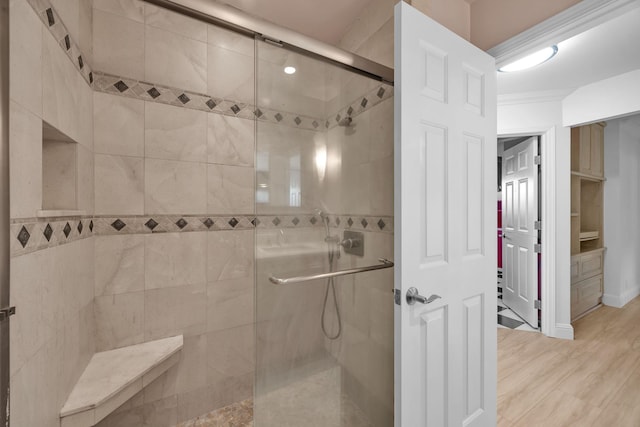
[91,2,256,424]
[9,0,95,426]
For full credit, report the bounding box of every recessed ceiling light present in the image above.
[284,66,296,75]
[498,46,558,73]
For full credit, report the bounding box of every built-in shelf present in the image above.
[579,231,599,241]
[570,171,606,182]
[37,209,87,218]
[571,213,579,217]
[60,336,183,427]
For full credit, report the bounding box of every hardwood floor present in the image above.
[498,296,640,426]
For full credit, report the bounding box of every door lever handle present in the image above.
[406,287,441,305]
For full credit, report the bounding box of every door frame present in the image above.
[498,126,557,338]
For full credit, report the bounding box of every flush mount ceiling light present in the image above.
[498,46,558,73]
[284,66,296,74]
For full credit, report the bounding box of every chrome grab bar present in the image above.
[269,258,394,285]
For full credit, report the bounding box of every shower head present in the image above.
[314,209,328,221]
[338,117,353,127]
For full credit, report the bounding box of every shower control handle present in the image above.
[406,287,441,305]
[340,238,361,249]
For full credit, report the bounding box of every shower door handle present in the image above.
[406,287,441,305]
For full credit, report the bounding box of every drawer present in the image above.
[580,251,603,279]
[571,274,603,320]
[570,258,580,282]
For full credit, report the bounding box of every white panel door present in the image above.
[502,137,539,327]
[394,3,497,426]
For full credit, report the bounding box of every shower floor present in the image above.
[178,366,371,427]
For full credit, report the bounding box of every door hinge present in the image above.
[534,243,542,253]
[534,155,541,165]
[0,306,16,322]
[534,300,542,310]
[394,289,402,305]
[534,220,542,230]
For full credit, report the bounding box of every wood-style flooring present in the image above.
[498,297,640,426]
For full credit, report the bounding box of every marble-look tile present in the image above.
[206,324,254,384]
[42,140,77,210]
[145,102,207,162]
[145,232,207,290]
[369,156,393,216]
[9,101,42,218]
[207,24,254,57]
[9,0,42,116]
[145,159,207,214]
[95,154,145,215]
[175,334,208,394]
[93,8,145,81]
[369,97,393,162]
[50,0,80,43]
[78,0,93,65]
[208,44,254,105]
[76,143,95,214]
[95,235,145,296]
[207,164,254,215]
[142,395,178,427]
[94,292,145,351]
[177,398,253,427]
[93,0,145,23]
[207,230,254,282]
[144,284,207,340]
[42,30,87,147]
[208,114,254,167]
[94,92,144,157]
[206,277,253,333]
[145,25,207,94]
[144,3,207,42]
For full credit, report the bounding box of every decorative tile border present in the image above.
[26,0,94,86]
[27,0,393,133]
[10,214,393,257]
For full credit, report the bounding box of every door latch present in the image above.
[0,306,16,322]
[406,288,441,305]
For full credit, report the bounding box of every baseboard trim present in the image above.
[553,323,575,340]
[603,286,640,308]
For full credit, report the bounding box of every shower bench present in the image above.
[59,335,184,427]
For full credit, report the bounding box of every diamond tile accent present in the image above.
[145,218,159,230]
[312,120,319,128]
[78,56,84,70]
[64,35,70,50]
[147,87,161,99]
[251,218,260,227]
[347,106,354,116]
[361,218,368,228]
[228,218,239,228]
[45,8,54,26]
[274,113,283,122]
[272,217,281,226]
[43,224,53,242]
[63,222,72,238]
[361,98,368,108]
[175,218,188,229]
[17,226,30,248]
[335,114,341,122]
[77,221,83,234]
[231,104,240,114]
[377,87,385,98]
[89,220,94,232]
[347,218,354,227]
[336,217,341,226]
[294,117,302,125]
[254,108,263,118]
[111,219,126,231]
[178,93,190,104]
[206,99,217,110]
[114,80,129,92]
[309,217,317,225]
[89,72,93,84]
[203,218,214,229]
[292,217,300,226]
[377,219,386,230]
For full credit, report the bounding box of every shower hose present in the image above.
[321,227,342,340]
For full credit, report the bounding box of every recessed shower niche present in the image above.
[41,122,84,215]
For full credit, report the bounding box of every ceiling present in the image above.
[217,0,373,45]
[497,6,640,95]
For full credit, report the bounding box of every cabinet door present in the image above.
[578,126,592,175]
[590,124,604,177]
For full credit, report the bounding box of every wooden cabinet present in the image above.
[570,123,605,321]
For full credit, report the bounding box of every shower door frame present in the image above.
[0,0,10,422]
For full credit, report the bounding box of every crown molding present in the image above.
[488,0,640,68]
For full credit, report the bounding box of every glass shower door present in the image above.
[254,38,395,426]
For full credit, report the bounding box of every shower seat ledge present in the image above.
[59,335,184,427]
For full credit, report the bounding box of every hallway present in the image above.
[498,297,640,426]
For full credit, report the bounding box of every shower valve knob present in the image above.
[340,238,361,249]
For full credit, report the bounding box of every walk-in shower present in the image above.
[5,0,394,425]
